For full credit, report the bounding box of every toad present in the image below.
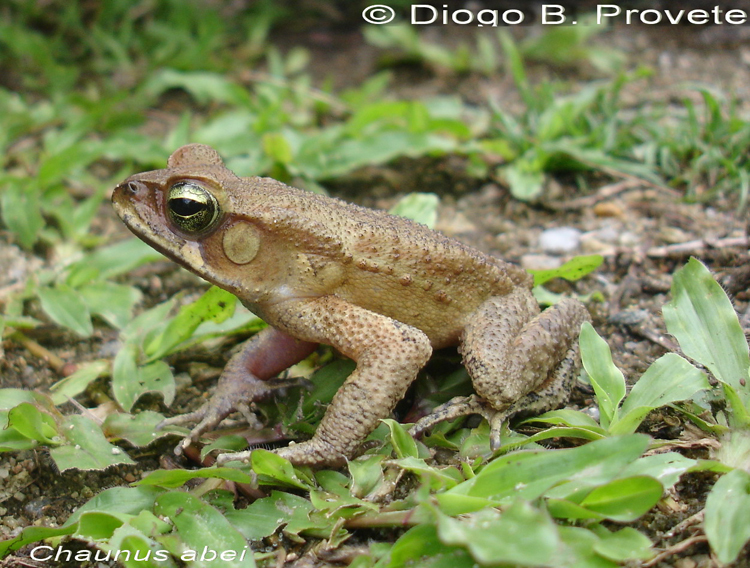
[112,144,590,467]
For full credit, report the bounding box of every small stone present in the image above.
[593,202,623,217]
[520,254,562,271]
[538,227,581,253]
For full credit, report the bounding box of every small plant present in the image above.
[4,257,748,566]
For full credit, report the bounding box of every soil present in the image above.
[2,18,750,568]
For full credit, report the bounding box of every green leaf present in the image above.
[38,285,93,337]
[501,162,545,201]
[389,193,439,229]
[262,132,293,164]
[50,415,135,471]
[0,181,44,249]
[437,502,559,567]
[6,403,58,445]
[611,353,708,435]
[348,455,385,498]
[103,411,182,447]
[226,490,314,541]
[250,449,312,490]
[580,322,625,429]
[137,467,252,489]
[49,360,110,405]
[577,476,663,522]
[144,69,252,106]
[392,456,463,491]
[441,435,650,512]
[531,255,603,287]
[154,491,256,567]
[145,286,237,360]
[590,526,653,562]
[388,523,477,568]
[67,239,163,283]
[383,418,419,459]
[621,452,697,491]
[78,281,142,330]
[663,258,750,414]
[705,468,750,564]
[112,344,174,412]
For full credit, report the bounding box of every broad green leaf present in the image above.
[621,452,697,491]
[392,456,463,491]
[388,523,477,568]
[145,287,237,360]
[50,415,135,471]
[611,353,708,435]
[531,255,603,287]
[590,526,653,562]
[389,193,439,229]
[262,132,293,164]
[67,239,163,283]
[441,435,649,511]
[250,449,312,490]
[577,476,663,522]
[103,411,179,447]
[6,403,58,445]
[38,285,93,337]
[349,455,386,498]
[0,389,47,411]
[437,502,559,567]
[49,360,110,405]
[558,526,618,568]
[66,486,164,526]
[383,418,419,459]
[580,322,625,429]
[226,491,314,541]
[101,523,174,568]
[113,344,174,412]
[137,467,252,489]
[154,491,256,567]
[501,162,545,201]
[78,281,142,330]
[705,468,750,564]
[1,181,44,249]
[144,69,252,106]
[663,258,750,413]
[76,511,126,540]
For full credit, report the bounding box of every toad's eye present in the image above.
[167,182,220,234]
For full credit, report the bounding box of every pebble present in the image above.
[538,227,581,253]
[520,254,562,271]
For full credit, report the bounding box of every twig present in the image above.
[9,331,67,375]
[663,510,705,539]
[643,535,708,567]
[630,325,679,352]
[548,179,642,211]
[647,236,749,258]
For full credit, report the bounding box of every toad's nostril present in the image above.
[127,181,142,194]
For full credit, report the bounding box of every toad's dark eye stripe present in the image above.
[167,182,220,234]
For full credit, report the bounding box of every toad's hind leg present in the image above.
[413,291,589,448]
[462,293,590,410]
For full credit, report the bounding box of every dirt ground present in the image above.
[2,19,750,567]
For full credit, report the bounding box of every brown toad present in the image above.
[112,143,590,467]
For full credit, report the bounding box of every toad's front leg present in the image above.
[221,296,432,467]
[160,326,318,454]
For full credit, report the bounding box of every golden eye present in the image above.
[167,182,220,234]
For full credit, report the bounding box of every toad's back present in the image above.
[234,176,533,347]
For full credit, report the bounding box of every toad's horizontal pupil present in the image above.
[171,198,206,216]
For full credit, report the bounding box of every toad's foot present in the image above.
[410,394,512,450]
[158,326,317,455]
